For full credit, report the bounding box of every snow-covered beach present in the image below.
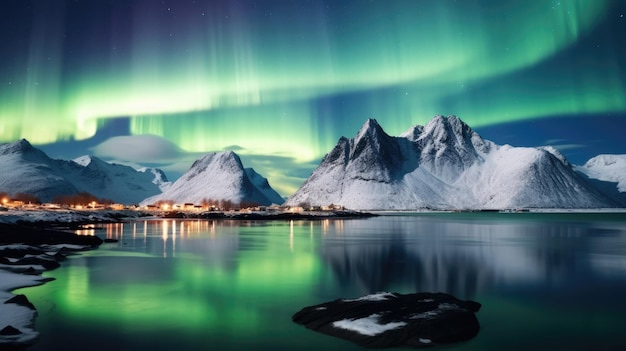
[0,218,103,348]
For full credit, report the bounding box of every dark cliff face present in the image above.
[317,116,484,186]
[347,119,406,182]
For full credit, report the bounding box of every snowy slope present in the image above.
[141,151,283,206]
[137,167,171,191]
[70,156,167,204]
[0,139,167,204]
[0,139,80,201]
[286,116,614,210]
[245,168,284,204]
[577,155,626,192]
[575,154,626,206]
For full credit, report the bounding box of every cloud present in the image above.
[545,143,586,151]
[91,135,186,163]
[222,145,246,151]
[544,138,567,145]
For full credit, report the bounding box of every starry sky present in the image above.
[1,0,625,197]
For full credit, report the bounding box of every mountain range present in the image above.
[0,139,167,204]
[285,116,622,210]
[1,116,624,210]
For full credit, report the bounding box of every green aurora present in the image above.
[1,0,625,195]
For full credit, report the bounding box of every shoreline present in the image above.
[0,222,102,349]
[0,208,373,349]
[1,207,624,348]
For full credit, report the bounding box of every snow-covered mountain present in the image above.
[286,116,616,210]
[141,151,283,206]
[0,139,79,202]
[136,166,171,192]
[0,139,167,204]
[575,155,626,206]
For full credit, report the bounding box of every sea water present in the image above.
[20,213,626,350]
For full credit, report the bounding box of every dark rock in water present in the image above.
[292,292,481,348]
[0,246,45,258]
[4,294,36,311]
[13,256,61,270]
[0,326,21,336]
[23,267,37,275]
[50,251,67,260]
[103,238,118,243]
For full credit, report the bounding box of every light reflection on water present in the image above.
[21,213,626,351]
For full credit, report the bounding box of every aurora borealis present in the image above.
[1,0,625,196]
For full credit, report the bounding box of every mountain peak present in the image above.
[420,115,469,139]
[357,118,381,135]
[0,138,35,155]
[142,150,283,206]
[191,151,243,173]
[362,118,380,128]
[287,114,614,210]
[353,118,392,146]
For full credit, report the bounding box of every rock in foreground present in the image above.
[292,292,481,348]
[0,222,103,348]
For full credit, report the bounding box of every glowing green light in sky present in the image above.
[0,0,623,193]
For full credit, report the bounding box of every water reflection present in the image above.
[317,215,626,299]
[24,213,626,351]
[91,216,626,300]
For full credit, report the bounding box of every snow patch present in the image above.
[333,313,407,336]
[411,303,460,320]
[0,270,50,345]
[343,292,395,302]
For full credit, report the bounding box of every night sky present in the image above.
[1,0,625,196]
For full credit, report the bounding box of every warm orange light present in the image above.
[1,198,7,205]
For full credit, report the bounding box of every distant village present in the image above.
[0,192,344,214]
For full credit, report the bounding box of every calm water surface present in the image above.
[19,213,626,350]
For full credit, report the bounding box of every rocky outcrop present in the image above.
[0,223,103,349]
[293,292,481,348]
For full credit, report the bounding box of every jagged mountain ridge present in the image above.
[141,151,283,206]
[286,116,616,210]
[0,139,167,204]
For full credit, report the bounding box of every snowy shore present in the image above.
[0,208,153,225]
[0,222,102,349]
